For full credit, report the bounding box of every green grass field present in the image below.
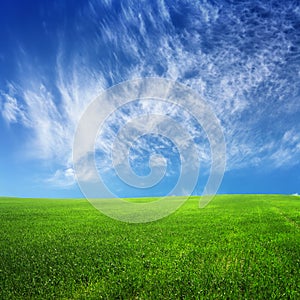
[0,195,299,299]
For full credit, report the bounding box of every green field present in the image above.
[0,195,299,299]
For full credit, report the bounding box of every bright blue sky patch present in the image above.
[0,0,300,197]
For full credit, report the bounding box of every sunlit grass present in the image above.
[0,195,299,299]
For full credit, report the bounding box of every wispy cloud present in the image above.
[0,84,29,125]
[46,167,75,188]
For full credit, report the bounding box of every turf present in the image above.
[0,195,299,299]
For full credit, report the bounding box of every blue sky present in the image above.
[0,0,300,198]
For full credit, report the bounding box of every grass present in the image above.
[0,194,299,299]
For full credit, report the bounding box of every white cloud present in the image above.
[0,51,107,187]
[47,167,76,187]
[1,92,29,125]
[268,131,300,168]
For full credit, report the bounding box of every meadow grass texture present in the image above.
[0,194,299,299]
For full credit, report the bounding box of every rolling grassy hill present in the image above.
[0,195,299,299]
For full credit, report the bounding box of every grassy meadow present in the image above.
[0,194,299,299]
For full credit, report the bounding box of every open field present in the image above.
[0,194,299,299]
